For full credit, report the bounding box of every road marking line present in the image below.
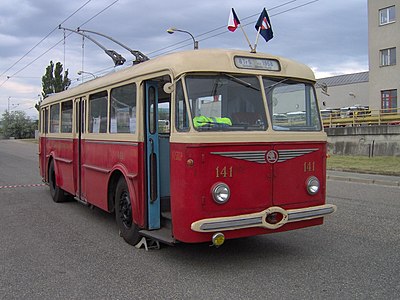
[0,183,47,189]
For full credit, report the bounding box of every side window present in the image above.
[61,100,73,133]
[89,91,108,133]
[75,98,86,134]
[50,103,60,133]
[44,108,49,133]
[175,80,189,131]
[39,109,43,133]
[110,83,136,133]
[158,102,170,134]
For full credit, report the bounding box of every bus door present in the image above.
[145,81,161,229]
[74,97,86,202]
[41,107,48,178]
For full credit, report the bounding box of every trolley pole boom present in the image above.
[77,28,149,64]
[59,25,126,66]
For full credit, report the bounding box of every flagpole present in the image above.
[253,26,262,53]
[239,24,255,53]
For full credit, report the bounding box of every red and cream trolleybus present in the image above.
[38,49,336,247]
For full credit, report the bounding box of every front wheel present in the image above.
[115,177,140,246]
[48,160,66,203]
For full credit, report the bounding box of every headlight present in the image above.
[212,183,230,204]
[306,176,320,195]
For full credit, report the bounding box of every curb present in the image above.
[327,175,400,187]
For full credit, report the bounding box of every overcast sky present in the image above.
[0,0,368,118]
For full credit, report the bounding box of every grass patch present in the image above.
[327,155,400,176]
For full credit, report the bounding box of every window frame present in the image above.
[109,83,137,134]
[88,91,108,134]
[379,6,396,26]
[381,89,398,113]
[49,103,60,133]
[380,47,396,67]
[60,100,73,133]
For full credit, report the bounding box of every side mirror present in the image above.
[163,82,174,94]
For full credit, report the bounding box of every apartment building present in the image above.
[316,0,399,112]
[368,0,399,111]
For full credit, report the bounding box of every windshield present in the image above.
[263,77,322,131]
[185,74,267,131]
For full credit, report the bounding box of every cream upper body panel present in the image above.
[40,49,323,144]
[41,49,316,107]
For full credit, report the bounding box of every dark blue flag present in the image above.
[255,8,273,42]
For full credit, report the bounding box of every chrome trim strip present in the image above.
[54,157,73,164]
[287,206,336,221]
[84,140,138,146]
[191,204,336,233]
[211,148,319,164]
[83,164,111,174]
[210,151,266,164]
[199,216,263,231]
[277,148,318,162]
[45,137,74,142]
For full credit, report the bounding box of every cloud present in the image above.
[0,0,369,115]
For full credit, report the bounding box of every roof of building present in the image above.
[316,71,369,87]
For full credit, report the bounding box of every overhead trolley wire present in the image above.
[68,0,321,79]
[1,0,319,89]
[0,0,119,89]
[0,0,92,82]
[146,0,299,57]
[148,0,320,58]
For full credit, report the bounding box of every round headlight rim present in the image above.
[211,182,231,204]
[306,176,320,195]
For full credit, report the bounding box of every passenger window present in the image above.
[89,91,108,133]
[110,83,136,133]
[61,100,73,133]
[49,103,60,133]
[44,108,49,133]
[158,102,170,134]
[175,80,189,132]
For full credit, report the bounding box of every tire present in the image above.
[115,177,140,246]
[48,160,66,203]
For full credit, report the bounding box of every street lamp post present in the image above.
[167,27,198,50]
[77,70,96,82]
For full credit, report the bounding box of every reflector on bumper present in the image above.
[191,204,336,232]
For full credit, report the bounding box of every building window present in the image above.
[379,6,395,25]
[380,48,396,66]
[381,89,397,113]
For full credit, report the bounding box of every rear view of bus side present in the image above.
[38,49,336,247]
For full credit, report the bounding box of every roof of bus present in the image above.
[42,48,315,105]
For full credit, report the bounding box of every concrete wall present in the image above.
[326,125,400,156]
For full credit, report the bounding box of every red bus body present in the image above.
[39,49,336,246]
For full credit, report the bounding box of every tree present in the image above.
[36,61,71,110]
[0,111,37,139]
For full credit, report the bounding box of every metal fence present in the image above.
[322,107,400,127]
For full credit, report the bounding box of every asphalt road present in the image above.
[0,139,399,299]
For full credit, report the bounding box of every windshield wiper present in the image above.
[223,73,260,91]
[264,78,290,92]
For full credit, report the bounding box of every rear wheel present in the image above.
[115,177,140,246]
[48,160,66,203]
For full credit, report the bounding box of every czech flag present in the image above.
[255,8,273,42]
[228,8,240,32]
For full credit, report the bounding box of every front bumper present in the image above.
[191,204,336,232]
